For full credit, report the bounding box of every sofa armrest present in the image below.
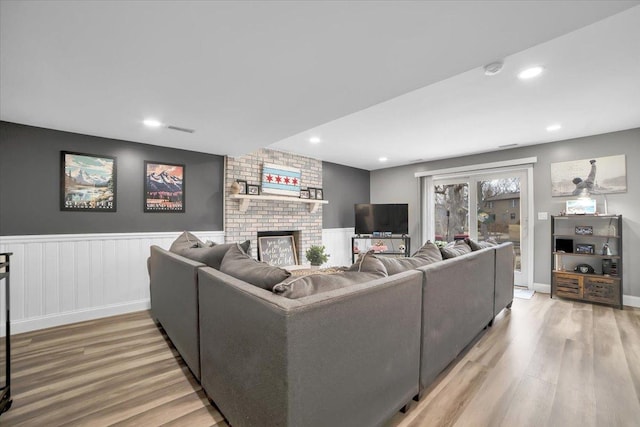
[149,245,204,379]
[417,248,495,390]
[494,242,515,318]
[198,267,422,427]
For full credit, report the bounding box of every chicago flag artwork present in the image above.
[262,163,301,197]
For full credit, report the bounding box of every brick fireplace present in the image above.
[225,149,323,263]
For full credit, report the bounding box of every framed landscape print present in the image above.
[144,161,185,212]
[61,151,116,211]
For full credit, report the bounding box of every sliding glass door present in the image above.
[428,169,530,287]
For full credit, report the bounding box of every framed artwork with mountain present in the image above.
[61,151,116,211]
[144,161,185,212]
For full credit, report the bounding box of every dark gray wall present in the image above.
[322,161,370,228]
[371,128,640,297]
[0,121,224,235]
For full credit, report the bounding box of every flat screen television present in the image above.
[354,204,408,235]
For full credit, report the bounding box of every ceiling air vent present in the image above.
[167,125,195,134]
[498,143,518,148]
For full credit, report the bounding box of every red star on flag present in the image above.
[275,175,282,183]
[292,178,298,185]
[266,174,273,182]
[284,177,290,184]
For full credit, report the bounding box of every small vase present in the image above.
[310,264,320,270]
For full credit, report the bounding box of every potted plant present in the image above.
[306,245,329,268]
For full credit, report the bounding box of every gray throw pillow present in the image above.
[220,244,291,290]
[439,240,472,259]
[377,241,443,275]
[464,237,498,251]
[169,231,250,269]
[348,250,388,276]
[273,271,383,299]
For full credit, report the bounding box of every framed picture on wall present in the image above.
[309,188,317,199]
[144,161,185,212]
[61,151,117,211]
[316,188,323,200]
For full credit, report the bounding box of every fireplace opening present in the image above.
[257,230,301,265]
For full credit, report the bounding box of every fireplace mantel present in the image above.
[230,194,328,213]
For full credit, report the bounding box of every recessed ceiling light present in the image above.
[378,157,388,162]
[518,66,544,80]
[143,118,163,128]
[309,137,321,144]
[546,124,562,132]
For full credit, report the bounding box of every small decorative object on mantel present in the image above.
[247,184,260,195]
[262,163,301,196]
[316,188,323,200]
[309,188,317,199]
[235,180,247,194]
[299,189,310,199]
[306,245,329,267]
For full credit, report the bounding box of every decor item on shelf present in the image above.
[235,180,247,194]
[262,163,301,196]
[61,151,116,211]
[247,184,260,195]
[574,263,595,274]
[305,245,329,267]
[299,189,310,199]
[566,198,596,215]
[601,243,612,256]
[575,243,595,254]
[316,188,323,199]
[575,225,593,235]
[398,244,406,252]
[144,161,185,212]
[309,188,317,199]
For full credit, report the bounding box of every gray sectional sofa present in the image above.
[148,241,514,427]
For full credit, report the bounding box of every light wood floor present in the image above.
[2,294,639,426]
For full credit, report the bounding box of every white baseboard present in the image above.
[533,282,551,294]
[9,299,150,336]
[623,294,640,308]
[533,282,640,308]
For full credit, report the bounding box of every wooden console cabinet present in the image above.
[551,215,622,309]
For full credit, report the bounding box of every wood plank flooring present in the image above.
[1,294,639,426]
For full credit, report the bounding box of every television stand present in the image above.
[351,235,410,264]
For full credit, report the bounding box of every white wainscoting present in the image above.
[322,227,355,267]
[0,231,224,335]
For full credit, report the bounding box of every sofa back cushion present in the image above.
[439,240,472,259]
[464,237,498,251]
[273,271,384,299]
[348,250,388,276]
[169,231,250,270]
[220,244,291,290]
[376,241,442,275]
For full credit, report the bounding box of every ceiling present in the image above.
[2,1,639,171]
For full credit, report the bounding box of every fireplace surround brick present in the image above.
[225,149,323,262]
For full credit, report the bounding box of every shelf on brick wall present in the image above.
[230,194,328,213]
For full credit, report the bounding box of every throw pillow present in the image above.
[348,250,388,276]
[439,240,472,259]
[464,237,498,251]
[220,243,290,290]
[169,232,250,269]
[273,271,383,299]
[377,240,443,275]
